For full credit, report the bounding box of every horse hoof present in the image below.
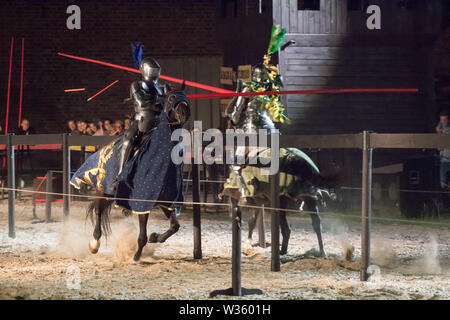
[89,239,100,254]
[149,232,159,243]
[133,253,141,261]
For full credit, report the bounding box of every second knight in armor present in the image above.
[224,64,278,134]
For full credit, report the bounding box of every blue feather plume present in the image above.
[131,42,144,69]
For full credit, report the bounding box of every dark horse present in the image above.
[87,193,181,261]
[75,87,190,261]
[221,148,339,257]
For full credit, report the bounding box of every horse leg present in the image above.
[305,198,327,258]
[247,208,258,245]
[279,210,291,255]
[149,208,180,243]
[277,197,290,255]
[89,197,105,254]
[133,213,149,261]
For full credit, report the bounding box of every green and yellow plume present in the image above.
[252,25,289,124]
[267,25,287,55]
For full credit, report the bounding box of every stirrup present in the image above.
[110,179,119,191]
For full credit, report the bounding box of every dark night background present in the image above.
[1,0,450,190]
[0,0,273,133]
[0,0,449,134]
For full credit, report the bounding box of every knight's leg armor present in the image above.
[118,120,139,175]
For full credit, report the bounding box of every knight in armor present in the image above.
[118,57,166,174]
[222,24,288,199]
[70,54,191,214]
[225,64,282,134]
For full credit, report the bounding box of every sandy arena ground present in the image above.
[0,198,449,300]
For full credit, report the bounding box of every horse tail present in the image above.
[86,193,115,237]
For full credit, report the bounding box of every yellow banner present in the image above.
[238,65,252,83]
[220,66,233,85]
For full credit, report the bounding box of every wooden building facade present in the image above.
[274,0,443,134]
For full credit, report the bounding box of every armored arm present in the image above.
[225,80,248,125]
[130,81,152,109]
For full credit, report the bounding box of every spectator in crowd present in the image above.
[104,119,114,135]
[76,120,83,134]
[71,121,80,135]
[436,109,450,189]
[85,122,97,158]
[16,118,35,173]
[124,117,132,131]
[17,118,36,135]
[67,119,77,134]
[114,120,124,135]
[94,120,104,135]
[87,121,97,135]
[76,120,88,135]
[93,120,104,136]
[86,126,93,136]
[436,110,449,133]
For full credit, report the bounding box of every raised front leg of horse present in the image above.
[89,198,102,253]
[148,207,180,243]
[134,213,149,261]
[305,197,327,258]
[88,193,113,254]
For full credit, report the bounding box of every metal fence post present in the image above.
[45,170,53,222]
[62,133,70,217]
[270,171,280,272]
[32,199,37,219]
[361,131,373,281]
[7,134,15,238]
[270,131,281,272]
[258,204,266,248]
[231,203,242,296]
[192,162,202,259]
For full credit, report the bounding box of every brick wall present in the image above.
[0,0,223,133]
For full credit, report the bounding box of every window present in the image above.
[348,0,364,11]
[443,0,450,28]
[221,0,238,18]
[397,0,416,10]
[297,0,320,11]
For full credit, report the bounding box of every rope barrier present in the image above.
[0,187,230,208]
[238,203,450,227]
[184,179,226,184]
[22,173,450,195]
[342,186,450,195]
[2,186,450,228]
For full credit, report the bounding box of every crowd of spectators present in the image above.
[0,118,36,136]
[66,118,132,137]
[0,117,131,137]
[64,117,132,165]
